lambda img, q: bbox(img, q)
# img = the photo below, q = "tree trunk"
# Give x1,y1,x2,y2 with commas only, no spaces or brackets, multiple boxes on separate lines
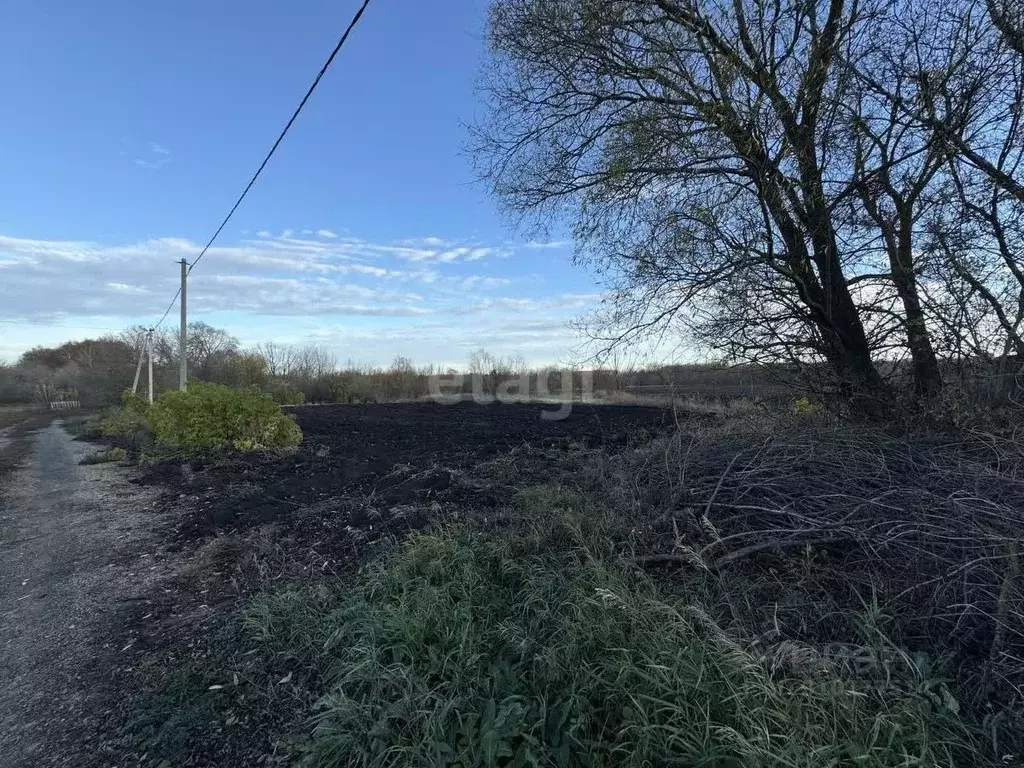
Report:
891,212,943,398
762,171,889,414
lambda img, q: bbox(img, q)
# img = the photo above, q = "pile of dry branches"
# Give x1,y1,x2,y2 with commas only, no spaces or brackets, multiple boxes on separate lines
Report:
566,422,1024,758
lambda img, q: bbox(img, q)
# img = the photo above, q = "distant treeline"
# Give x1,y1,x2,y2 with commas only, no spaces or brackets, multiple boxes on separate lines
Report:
0,323,792,407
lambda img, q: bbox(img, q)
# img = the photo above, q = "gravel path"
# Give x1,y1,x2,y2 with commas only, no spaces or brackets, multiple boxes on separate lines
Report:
0,422,163,767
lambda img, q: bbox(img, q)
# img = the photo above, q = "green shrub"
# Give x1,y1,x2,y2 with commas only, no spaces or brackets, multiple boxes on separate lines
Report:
99,390,151,438
147,382,302,452
100,408,146,438
121,388,150,415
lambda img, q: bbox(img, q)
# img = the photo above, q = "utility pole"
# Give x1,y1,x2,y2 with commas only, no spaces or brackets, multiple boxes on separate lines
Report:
131,339,146,395
147,329,154,404
179,259,188,391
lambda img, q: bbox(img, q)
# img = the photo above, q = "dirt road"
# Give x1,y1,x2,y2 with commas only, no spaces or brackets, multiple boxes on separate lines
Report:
0,420,162,767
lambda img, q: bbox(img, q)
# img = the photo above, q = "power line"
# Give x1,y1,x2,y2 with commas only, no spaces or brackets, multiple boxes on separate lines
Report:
154,286,182,330
192,0,372,274
0,318,128,333
153,0,371,330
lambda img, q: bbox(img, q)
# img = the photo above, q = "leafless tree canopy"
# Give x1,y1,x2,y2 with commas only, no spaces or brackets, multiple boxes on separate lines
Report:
474,0,1024,410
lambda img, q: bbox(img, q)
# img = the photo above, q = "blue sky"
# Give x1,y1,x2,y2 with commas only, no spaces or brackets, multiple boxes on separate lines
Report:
0,0,601,366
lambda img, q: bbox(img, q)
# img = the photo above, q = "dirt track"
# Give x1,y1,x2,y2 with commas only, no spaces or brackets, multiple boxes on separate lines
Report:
0,421,163,767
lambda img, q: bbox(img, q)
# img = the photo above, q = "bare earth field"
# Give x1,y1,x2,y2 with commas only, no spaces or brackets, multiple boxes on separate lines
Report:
142,401,672,542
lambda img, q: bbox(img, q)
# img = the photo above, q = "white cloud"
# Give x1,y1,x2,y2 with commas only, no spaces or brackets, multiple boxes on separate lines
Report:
107,282,150,295
317,229,338,239
524,239,572,250
134,142,171,170
0,230,605,366
458,275,512,289
399,236,450,248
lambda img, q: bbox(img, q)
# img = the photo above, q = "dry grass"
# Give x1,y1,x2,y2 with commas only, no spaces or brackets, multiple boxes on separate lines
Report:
542,418,1024,764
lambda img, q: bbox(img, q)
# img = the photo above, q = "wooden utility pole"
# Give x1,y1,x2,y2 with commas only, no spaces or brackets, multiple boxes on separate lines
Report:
131,340,146,395
147,329,154,404
179,259,188,391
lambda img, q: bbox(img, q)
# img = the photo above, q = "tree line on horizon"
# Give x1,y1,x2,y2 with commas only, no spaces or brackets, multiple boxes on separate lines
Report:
0,321,792,408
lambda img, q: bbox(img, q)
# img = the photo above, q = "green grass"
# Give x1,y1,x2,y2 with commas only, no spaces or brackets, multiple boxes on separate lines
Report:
80,446,128,465
242,488,974,767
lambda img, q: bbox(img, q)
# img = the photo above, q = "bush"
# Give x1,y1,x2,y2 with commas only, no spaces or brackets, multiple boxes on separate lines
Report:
121,388,150,415
99,390,149,437
147,383,302,452
100,408,146,438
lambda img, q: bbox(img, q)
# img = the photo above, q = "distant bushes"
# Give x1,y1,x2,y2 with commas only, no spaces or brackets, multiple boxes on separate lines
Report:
264,381,305,406
328,373,377,404
147,383,302,452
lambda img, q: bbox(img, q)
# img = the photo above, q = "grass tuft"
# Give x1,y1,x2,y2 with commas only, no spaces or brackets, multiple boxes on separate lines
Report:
246,494,974,767
80,446,128,465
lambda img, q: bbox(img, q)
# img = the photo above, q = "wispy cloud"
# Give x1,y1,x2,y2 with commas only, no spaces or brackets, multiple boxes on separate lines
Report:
107,281,150,295
523,239,572,250
400,236,450,248
0,230,600,365
317,229,338,239
0,231,579,318
134,141,172,170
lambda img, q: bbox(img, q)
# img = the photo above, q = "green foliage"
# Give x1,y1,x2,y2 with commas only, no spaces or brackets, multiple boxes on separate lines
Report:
147,382,302,452
792,396,821,415
246,494,972,767
100,408,147,438
80,446,128,465
98,389,151,438
121,388,150,415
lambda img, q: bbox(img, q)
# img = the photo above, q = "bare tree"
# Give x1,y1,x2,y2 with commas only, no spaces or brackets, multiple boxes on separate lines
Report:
475,0,904,410
849,0,1024,378
474,0,1024,410
186,322,240,379
293,344,337,380
842,26,949,396
256,341,297,377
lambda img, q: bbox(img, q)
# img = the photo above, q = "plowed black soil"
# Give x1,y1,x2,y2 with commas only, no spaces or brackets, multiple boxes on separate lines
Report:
141,401,672,545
